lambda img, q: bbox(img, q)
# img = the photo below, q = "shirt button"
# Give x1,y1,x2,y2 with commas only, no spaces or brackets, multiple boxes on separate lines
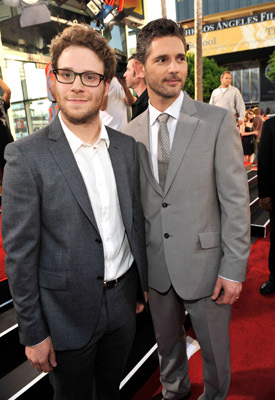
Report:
162,203,168,208
164,233,170,239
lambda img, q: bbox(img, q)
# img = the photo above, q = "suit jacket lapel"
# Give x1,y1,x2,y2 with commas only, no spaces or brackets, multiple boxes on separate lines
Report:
106,127,132,234
164,94,199,195
47,117,100,233
132,111,163,196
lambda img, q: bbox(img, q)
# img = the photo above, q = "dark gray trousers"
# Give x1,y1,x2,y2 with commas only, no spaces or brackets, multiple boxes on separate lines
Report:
49,267,138,400
149,286,231,400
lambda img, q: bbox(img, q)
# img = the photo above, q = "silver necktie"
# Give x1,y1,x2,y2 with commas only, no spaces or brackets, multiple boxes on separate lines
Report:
157,113,170,191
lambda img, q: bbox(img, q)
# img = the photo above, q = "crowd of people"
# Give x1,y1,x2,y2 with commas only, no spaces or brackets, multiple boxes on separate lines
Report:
0,17,274,400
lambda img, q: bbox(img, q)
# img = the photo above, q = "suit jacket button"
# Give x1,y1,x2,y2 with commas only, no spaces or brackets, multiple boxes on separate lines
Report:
97,276,103,281
164,233,170,239
162,203,168,208
95,238,102,244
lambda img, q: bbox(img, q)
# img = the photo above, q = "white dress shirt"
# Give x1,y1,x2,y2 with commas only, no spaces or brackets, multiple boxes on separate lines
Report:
59,114,133,281
149,91,184,182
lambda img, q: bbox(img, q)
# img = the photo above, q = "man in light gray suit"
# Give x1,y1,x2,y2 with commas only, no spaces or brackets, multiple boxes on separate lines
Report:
2,25,147,400
122,19,250,400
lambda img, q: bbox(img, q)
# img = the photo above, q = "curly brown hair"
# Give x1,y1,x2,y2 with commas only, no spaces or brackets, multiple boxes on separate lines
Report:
50,24,116,81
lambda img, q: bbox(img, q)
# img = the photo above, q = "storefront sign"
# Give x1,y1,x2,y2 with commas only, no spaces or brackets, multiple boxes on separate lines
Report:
185,11,275,56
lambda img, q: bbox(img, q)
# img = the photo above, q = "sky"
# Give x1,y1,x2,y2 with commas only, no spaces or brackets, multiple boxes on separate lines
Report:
146,0,177,22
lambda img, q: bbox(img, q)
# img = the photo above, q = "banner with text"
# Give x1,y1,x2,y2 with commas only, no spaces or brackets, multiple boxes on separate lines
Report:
185,11,275,56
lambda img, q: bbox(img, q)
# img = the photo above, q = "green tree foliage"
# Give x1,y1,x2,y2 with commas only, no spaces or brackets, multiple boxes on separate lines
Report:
266,50,275,84
185,53,225,102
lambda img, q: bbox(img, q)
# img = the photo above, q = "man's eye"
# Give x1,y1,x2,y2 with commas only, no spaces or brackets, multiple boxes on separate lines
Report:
85,74,96,81
62,71,73,78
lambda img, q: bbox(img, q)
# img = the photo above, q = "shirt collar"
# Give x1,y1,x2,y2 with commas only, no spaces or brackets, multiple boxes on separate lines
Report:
58,113,110,154
149,90,184,127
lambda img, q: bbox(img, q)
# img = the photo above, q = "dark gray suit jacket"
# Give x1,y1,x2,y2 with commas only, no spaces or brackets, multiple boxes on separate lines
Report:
123,93,250,300
2,117,148,350
258,117,275,200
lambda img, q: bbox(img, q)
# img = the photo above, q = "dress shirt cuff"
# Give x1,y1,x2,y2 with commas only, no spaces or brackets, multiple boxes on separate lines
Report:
218,275,240,283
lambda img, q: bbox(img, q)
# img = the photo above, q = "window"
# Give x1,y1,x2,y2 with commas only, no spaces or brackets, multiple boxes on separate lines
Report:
229,62,260,105
4,59,50,138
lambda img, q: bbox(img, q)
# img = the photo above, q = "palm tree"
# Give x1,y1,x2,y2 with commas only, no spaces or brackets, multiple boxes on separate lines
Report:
160,0,167,18
194,0,203,101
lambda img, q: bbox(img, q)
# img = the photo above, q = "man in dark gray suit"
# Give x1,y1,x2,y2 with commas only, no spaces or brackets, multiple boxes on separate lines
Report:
2,24,147,400
258,116,275,295
122,19,250,400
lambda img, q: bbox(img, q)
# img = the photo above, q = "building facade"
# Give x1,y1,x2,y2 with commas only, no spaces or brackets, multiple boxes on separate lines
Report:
177,0,275,112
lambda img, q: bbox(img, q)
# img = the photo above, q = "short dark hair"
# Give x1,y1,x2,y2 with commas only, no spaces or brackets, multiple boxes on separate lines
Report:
128,53,137,61
136,18,187,65
50,24,116,81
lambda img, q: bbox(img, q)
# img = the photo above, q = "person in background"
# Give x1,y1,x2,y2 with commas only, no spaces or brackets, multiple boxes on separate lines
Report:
241,109,258,163
100,75,135,130
251,106,263,164
123,54,149,120
123,18,250,400
45,61,59,122
260,109,268,121
258,116,275,295
209,71,245,127
2,24,148,400
0,77,13,182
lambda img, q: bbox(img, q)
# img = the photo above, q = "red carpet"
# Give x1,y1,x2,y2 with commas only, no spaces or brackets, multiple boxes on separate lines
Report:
133,236,275,400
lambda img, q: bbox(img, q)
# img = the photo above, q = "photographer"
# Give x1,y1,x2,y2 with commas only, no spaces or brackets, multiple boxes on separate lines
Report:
100,53,135,130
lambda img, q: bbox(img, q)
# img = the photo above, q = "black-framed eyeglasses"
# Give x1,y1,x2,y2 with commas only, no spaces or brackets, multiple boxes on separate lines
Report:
53,69,105,87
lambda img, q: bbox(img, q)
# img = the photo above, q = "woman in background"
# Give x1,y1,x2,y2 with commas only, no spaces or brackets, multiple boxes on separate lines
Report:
241,109,257,163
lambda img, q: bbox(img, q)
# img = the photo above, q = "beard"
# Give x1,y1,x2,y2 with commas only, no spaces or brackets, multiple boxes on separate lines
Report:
60,108,98,126
148,73,186,99
54,85,105,126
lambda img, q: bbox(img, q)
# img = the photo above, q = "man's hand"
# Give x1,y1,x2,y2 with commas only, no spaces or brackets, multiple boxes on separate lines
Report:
26,336,57,373
136,291,148,314
259,197,272,212
212,277,242,305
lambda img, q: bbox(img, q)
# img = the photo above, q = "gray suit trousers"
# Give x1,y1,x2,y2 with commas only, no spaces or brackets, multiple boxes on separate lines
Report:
149,287,231,400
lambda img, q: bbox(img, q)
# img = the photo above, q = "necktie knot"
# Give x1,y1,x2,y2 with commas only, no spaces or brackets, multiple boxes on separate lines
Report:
157,113,169,125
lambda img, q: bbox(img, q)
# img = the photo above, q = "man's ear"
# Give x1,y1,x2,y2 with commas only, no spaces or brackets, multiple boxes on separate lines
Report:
134,60,145,79
104,80,110,96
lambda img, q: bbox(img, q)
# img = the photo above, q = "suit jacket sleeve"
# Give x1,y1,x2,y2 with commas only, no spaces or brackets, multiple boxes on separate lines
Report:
2,142,50,346
214,109,250,281
258,119,273,199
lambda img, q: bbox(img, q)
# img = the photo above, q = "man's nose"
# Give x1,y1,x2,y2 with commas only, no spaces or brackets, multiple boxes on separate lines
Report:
168,59,179,73
71,75,84,90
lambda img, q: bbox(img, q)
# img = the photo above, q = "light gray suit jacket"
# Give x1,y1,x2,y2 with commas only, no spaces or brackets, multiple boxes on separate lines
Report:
2,117,148,350
122,93,250,300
